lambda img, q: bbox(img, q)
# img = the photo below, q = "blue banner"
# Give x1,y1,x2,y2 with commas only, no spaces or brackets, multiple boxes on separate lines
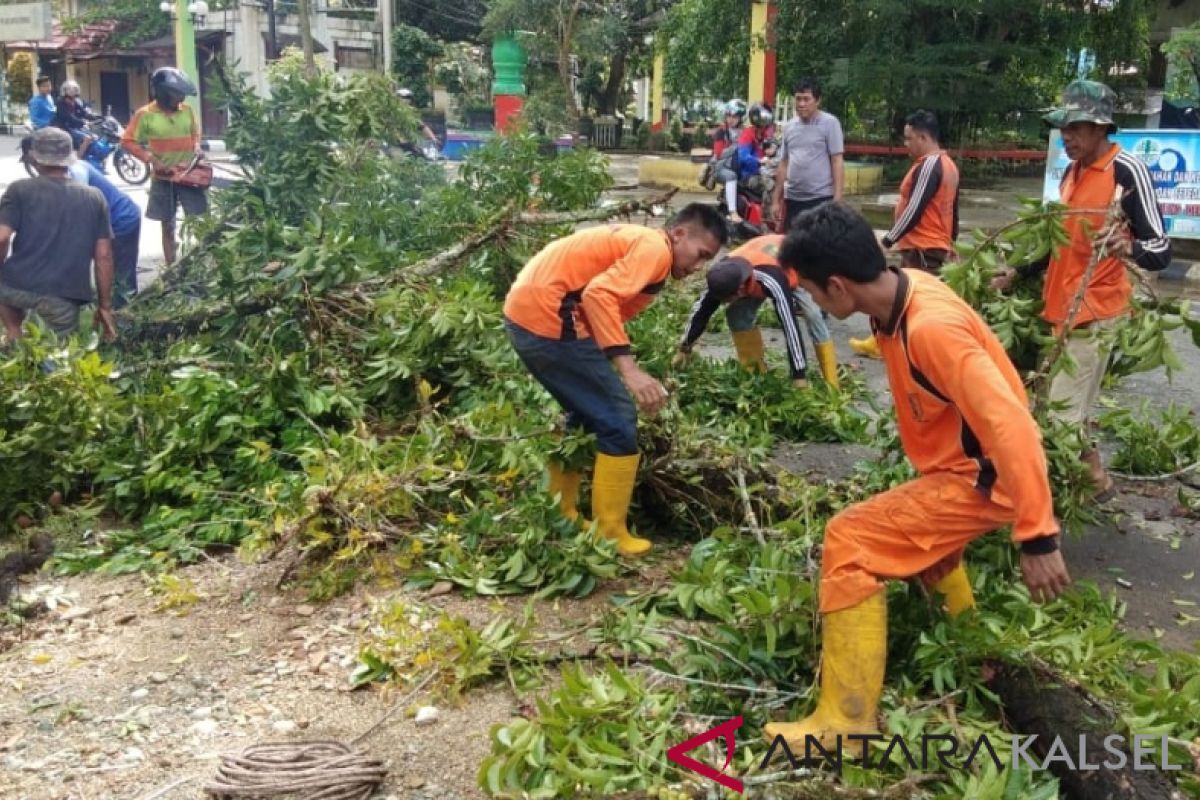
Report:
1043,129,1200,240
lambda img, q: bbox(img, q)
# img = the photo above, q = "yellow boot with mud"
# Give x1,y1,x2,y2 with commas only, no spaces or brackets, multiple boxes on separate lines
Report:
932,564,975,617
815,341,840,389
591,453,652,557
848,334,881,359
731,328,768,373
763,592,886,753
547,462,587,523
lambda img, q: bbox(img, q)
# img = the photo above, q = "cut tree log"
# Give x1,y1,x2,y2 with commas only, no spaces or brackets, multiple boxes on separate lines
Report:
988,661,1185,800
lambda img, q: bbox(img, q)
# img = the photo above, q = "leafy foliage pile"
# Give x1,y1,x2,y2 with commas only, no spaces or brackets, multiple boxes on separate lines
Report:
3,55,1198,800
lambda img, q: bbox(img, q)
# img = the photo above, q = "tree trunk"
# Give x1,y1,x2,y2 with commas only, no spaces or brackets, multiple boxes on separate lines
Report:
558,0,581,119
598,49,627,116
297,0,316,76
988,662,1185,800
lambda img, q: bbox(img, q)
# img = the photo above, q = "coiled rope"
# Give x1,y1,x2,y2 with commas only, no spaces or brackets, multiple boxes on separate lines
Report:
203,740,385,800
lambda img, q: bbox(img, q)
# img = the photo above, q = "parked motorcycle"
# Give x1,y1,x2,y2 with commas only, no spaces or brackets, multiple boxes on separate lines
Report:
19,113,149,185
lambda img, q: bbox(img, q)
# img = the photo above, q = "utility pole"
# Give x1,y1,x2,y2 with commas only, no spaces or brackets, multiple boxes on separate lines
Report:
266,0,279,60
297,0,315,75
174,0,203,136
381,0,393,76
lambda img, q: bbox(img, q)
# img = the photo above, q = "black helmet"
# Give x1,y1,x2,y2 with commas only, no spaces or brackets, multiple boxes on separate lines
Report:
151,67,197,97
748,103,774,129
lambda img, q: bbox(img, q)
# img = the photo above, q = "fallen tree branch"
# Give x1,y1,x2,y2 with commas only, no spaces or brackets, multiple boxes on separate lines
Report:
1110,459,1200,482
513,188,677,225
121,190,680,343
988,660,1183,800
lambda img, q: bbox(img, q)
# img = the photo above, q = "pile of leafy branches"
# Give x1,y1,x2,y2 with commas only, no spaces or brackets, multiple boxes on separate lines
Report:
2,54,1199,800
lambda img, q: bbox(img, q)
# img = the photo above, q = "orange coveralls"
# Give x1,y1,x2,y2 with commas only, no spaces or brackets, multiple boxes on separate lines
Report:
820,269,1060,613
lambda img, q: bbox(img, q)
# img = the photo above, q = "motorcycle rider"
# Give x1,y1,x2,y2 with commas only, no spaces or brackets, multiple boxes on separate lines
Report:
707,99,747,219
396,88,440,152
727,103,774,225
28,76,56,130
53,80,99,161
122,67,207,264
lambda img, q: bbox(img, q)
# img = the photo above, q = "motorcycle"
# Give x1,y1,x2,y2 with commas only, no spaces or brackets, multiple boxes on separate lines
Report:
19,112,149,185
707,139,779,242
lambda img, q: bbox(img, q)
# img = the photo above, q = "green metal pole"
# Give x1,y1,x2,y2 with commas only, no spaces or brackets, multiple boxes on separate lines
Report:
175,0,202,135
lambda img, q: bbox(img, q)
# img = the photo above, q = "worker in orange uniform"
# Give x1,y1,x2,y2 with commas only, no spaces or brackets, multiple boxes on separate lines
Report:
766,203,1070,751
850,110,959,359
992,80,1171,500
673,234,839,388
504,204,727,557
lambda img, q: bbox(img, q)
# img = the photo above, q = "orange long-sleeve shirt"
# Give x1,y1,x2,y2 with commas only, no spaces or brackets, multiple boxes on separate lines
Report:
1042,143,1172,331
873,269,1058,542
503,225,673,356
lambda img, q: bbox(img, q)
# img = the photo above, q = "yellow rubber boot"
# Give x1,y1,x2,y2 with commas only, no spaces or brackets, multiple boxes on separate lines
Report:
591,453,652,557
815,341,840,389
848,334,881,359
731,328,768,373
546,462,587,523
763,592,886,752
932,564,975,617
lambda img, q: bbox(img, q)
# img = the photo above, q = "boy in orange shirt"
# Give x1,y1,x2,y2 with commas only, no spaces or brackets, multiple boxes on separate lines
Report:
766,203,1069,751
504,204,727,556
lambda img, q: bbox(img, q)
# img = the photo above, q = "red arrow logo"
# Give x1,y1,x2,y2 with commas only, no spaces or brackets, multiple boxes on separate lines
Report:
666,715,744,794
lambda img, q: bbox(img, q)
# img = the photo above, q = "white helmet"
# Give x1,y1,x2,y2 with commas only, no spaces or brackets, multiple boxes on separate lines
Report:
61,80,81,98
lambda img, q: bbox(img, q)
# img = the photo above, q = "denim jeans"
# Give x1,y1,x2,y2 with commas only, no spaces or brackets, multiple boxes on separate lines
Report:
722,291,830,347
791,286,831,344
505,319,638,456
113,225,141,309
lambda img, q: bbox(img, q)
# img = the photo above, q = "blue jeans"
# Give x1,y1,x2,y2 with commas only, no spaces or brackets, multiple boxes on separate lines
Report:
724,292,830,345
791,287,831,344
505,319,638,456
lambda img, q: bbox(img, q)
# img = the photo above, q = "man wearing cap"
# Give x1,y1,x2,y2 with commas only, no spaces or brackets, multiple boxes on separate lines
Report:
992,80,1171,499
0,128,116,343
674,234,840,388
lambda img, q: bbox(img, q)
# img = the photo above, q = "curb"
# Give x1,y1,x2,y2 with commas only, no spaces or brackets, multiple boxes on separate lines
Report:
637,157,708,193
1160,259,1200,285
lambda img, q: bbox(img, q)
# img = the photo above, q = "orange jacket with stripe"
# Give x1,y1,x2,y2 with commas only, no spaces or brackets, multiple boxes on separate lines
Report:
120,101,201,170
728,235,798,296
873,268,1058,542
882,151,959,252
503,225,672,356
1041,143,1172,331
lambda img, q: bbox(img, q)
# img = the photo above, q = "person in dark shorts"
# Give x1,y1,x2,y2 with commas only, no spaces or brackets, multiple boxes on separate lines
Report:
122,67,208,264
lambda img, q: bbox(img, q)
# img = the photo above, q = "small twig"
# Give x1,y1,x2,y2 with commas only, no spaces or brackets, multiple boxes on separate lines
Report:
136,776,194,800
734,467,766,547
1110,459,1200,482
644,626,764,683
742,767,814,786
641,666,798,697
349,670,439,746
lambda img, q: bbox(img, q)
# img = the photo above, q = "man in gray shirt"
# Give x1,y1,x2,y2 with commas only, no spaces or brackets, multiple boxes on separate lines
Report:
0,127,116,342
771,79,845,232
